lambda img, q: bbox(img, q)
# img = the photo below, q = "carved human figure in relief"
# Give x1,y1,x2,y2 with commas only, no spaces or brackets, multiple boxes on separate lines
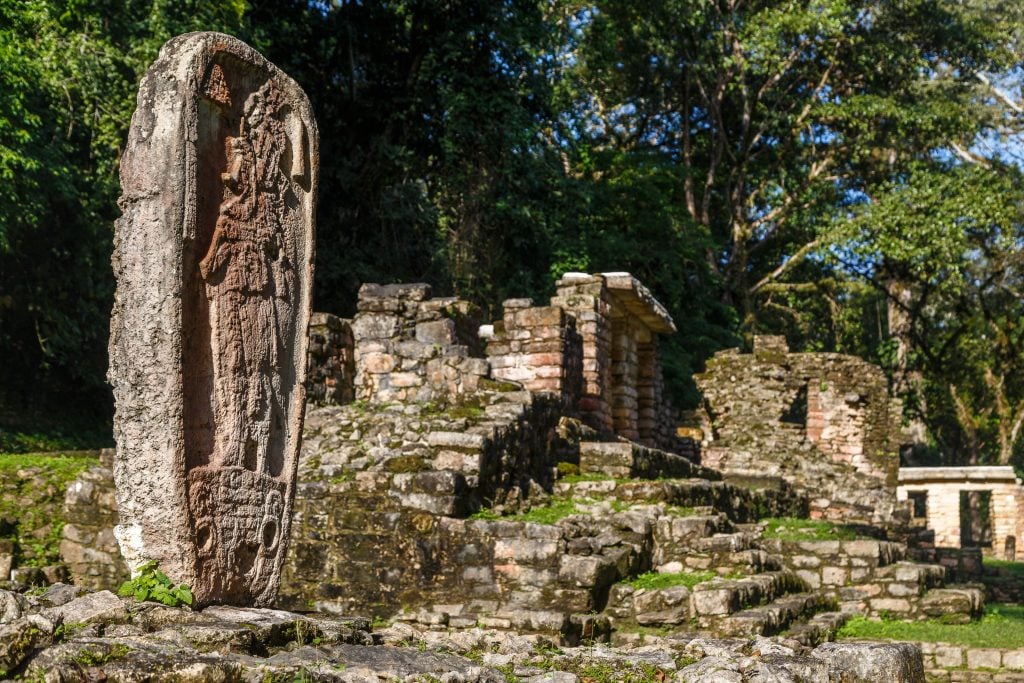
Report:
199,81,295,476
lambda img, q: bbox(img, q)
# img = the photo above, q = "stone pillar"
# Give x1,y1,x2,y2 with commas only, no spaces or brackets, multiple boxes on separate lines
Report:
486,299,582,410
610,313,639,441
925,484,963,549
552,274,613,433
990,484,1019,561
636,335,659,446
109,32,318,607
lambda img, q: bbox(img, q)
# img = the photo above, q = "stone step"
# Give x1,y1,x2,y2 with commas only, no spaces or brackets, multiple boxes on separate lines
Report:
661,549,782,575
785,610,851,647
761,538,907,569
694,531,759,554
578,441,720,481
835,581,985,622
875,561,946,589
918,586,985,623
690,570,806,626
714,591,836,637
554,479,805,525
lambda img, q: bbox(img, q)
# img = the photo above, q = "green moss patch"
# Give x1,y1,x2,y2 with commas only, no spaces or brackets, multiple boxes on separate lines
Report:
760,517,858,542
838,605,1024,649
984,557,1024,578
626,570,719,591
560,473,613,484
512,500,581,525
0,451,97,566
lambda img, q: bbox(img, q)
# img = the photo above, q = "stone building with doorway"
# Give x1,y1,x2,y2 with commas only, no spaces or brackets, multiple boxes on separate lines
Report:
898,466,1024,561
695,335,905,526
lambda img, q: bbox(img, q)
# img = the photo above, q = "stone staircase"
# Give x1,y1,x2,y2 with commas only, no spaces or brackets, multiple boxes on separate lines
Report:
60,397,989,651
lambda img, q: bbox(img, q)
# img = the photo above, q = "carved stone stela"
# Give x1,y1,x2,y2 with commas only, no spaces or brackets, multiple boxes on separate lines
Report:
109,33,317,606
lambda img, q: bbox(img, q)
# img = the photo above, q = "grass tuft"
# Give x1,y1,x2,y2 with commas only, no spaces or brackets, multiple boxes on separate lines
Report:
838,604,1024,649
626,570,718,591
760,517,858,542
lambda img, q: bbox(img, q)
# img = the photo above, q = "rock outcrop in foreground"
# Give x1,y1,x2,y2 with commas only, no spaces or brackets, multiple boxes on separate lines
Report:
0,584,925,682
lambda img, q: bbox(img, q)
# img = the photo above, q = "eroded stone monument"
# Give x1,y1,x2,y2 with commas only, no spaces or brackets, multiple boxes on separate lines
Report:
109,32,318,606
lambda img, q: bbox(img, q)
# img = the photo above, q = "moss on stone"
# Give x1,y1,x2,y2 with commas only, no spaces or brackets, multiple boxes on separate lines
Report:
384,456,428,474
0,451,97,567
760,517,858,542
626,570,718,591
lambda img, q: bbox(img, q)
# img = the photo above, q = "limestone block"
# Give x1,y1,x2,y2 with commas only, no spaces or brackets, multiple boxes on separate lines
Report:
557,555,616,588
812,642,925,683
920,588,983,622
690,587,736,616
0,591,27,625
493,539,561,564
0,615,54,678
931,645,964,668
842,540,881,557
110,32,317,608
965,648,1002,670
633,586,691,625
821,566,848,586
41,591,128,627
415,319,456,345
1002,649,1024,671
796,569,821,589
868,597,912,613
0,542,11,583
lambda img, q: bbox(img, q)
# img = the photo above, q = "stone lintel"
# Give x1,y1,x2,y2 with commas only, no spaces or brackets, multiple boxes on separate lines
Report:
898,466,1021,485
599,272,676,334
358,282,432,304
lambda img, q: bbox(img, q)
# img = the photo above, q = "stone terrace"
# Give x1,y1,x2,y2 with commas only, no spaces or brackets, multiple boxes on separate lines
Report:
54,273,991,663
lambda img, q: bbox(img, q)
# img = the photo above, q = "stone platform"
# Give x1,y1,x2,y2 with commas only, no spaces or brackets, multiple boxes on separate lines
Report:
0,584,928,682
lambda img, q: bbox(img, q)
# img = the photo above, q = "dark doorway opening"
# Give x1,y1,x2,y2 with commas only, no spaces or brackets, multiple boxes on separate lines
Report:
908,491,928,519
959,490,993,548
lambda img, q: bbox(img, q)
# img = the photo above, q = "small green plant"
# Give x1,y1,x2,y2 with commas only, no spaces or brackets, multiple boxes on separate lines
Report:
626,570,718,591
71,643,130,666
54,621,87,641
556,461,580,478
838,604,1024,649
760,517,858,542
117,560,193,607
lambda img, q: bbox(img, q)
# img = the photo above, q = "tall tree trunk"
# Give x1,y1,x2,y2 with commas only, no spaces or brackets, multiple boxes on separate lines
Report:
885,269,929,458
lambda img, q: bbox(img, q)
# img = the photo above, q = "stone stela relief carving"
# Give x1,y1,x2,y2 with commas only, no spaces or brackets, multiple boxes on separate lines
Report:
109,32,317,607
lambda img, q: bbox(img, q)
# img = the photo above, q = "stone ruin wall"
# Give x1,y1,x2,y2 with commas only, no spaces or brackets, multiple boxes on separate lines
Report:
696,335,904,525
898,467,1024,562
64,272,696,592
306,313,354,406
305,272,689,449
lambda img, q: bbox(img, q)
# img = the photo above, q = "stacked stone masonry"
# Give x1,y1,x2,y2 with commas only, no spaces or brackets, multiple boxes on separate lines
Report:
59,449,128,592
306,312,354,405
54,272,995,658
899,466,1024,561
696,335,905,525
352,283,489,405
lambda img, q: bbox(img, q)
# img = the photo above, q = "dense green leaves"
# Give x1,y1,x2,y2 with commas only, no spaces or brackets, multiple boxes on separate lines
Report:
1,0,1023,463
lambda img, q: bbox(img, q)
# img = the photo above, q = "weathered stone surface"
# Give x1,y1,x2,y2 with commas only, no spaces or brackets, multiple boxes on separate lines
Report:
696,336,903,525
0,614,53,678
41,590,129,627
812,641,925,682
0,590,27,625
110,31,318,607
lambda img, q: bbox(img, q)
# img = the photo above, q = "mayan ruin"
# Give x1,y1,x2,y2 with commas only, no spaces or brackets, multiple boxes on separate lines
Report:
3,4,1024,682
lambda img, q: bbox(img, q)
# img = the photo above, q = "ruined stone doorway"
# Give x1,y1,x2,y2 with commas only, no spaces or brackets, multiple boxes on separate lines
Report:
908,491,927,519
959,490,993,548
